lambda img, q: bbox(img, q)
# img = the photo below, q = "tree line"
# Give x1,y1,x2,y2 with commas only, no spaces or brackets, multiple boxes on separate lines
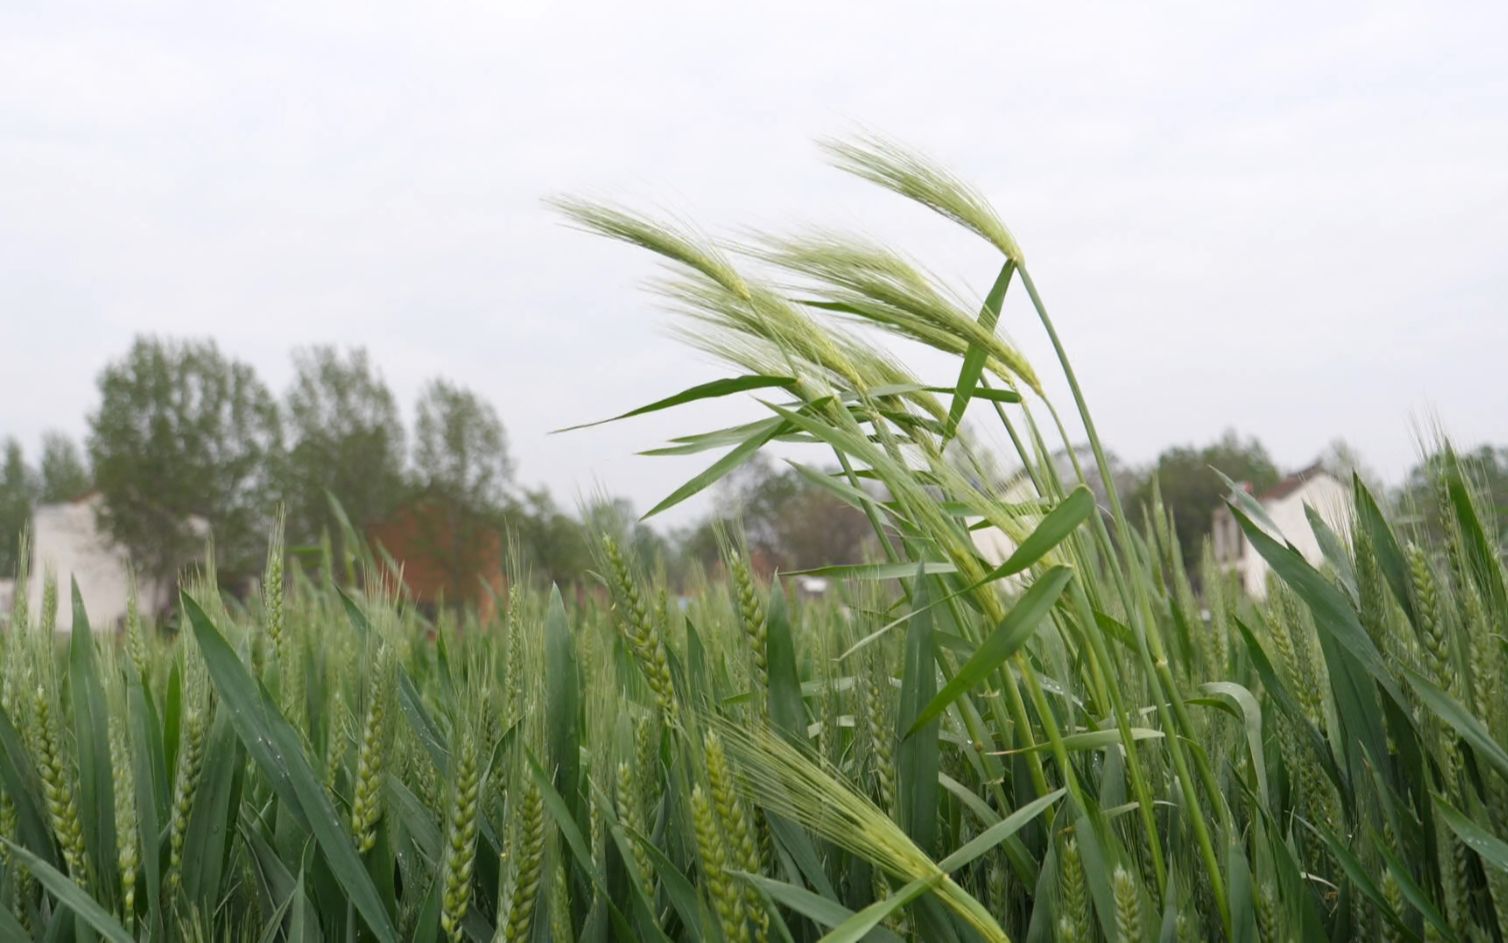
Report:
1,339,546,595
3,336,1504,597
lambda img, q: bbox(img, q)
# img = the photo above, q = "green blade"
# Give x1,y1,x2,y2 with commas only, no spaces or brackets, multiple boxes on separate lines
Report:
945,259,1015,438
982,486,1094,580
909,566,1073,735
643,418,786,519
183,592,398,943
1,838,133,943
553,375,795,433
896,569,940,854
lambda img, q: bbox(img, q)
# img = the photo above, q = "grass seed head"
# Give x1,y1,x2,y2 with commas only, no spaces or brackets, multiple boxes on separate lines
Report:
1113,865,1143,943
496,778,545,943
441,735,481,942
821,134,1024,264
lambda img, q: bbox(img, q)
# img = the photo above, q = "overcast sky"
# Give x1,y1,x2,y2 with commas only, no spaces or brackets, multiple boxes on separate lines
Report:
4,2,1506,526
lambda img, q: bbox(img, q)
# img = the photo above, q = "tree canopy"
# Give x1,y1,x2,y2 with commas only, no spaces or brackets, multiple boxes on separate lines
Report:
680,454,874,574
414,379,513,509
0,439,33,577
38,432,91,503
1131,429,1281,575
1399,443,1508,545
88,337,283,588
281,346,406,552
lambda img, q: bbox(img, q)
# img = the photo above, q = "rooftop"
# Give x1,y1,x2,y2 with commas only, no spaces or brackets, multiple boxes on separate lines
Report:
1258,462,1331,502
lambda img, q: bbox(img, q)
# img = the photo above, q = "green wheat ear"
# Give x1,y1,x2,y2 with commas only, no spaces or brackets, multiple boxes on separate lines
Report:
713,720,1011,942
1113,866,1143,943
754,230,1041,394
496,779,545,943
109,712,139,932
1057,838,1090,943
351,647,394,853
821,134,1024,263
602,536,679,722
615,759,657,902
548,198,750,300
690,783,744,942
441,734,481,942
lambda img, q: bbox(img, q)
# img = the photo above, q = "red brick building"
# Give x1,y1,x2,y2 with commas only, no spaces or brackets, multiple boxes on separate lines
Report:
367,497,505,620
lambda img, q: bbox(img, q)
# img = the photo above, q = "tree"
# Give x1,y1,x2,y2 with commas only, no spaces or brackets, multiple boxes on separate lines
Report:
1004,444,1138,510
88,337,283,591
712,455,802,563
38,431,90,502
505,488,593,588
583,496,668,569
282,346,406,551
687,454,874,574
1318,438,1380,496
0,439,35,577
414,379,513,508
675,517,727,579
772,485,873,570
405,379,514,608
1131,430,1280,575
1398,443,1508,545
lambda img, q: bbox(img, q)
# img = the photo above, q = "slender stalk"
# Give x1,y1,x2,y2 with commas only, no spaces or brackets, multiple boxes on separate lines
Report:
1018,265,1229,930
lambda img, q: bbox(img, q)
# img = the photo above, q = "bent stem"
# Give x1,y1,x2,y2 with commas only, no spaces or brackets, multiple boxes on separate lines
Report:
1018,265,1229,931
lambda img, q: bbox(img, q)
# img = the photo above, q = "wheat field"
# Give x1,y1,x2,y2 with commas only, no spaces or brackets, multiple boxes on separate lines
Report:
1,138,1506,941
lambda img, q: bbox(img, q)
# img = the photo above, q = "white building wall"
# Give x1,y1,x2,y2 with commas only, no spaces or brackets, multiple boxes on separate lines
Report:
968,473,1043,571
25,495,135,632
1240,474,1351,598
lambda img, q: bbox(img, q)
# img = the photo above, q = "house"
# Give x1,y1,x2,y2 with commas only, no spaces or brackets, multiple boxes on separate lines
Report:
22,493,187,631
968,446,1135,572
968,470,1043,571
1211,463,1351,599
367,497,506,620
965,446,1134,570
792,575,830,598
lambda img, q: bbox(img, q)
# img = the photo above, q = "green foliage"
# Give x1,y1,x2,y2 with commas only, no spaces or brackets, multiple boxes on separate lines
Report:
1400,442,1508,545
0,439,1504,941
37,432,90,503
681,454,874,573
87,336,283,587
1131,430,1281,575
414,378,513,509
281,345,407,552
540,135,1508,941
0,439,33,576
502,488,593,590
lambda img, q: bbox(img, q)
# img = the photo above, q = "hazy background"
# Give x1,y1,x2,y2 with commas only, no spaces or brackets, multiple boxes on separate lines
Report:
4,0,1506,525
